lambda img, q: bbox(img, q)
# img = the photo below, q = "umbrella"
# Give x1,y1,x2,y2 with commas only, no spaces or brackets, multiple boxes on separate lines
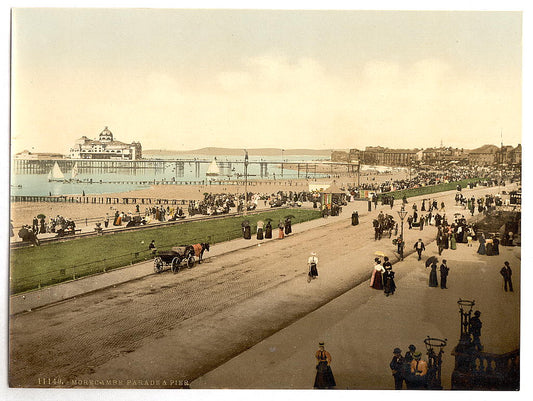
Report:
425,256,439,267
284,215,296,219
374,251,387,257
264,218,274,222
241,219,250,226
37,214,46,219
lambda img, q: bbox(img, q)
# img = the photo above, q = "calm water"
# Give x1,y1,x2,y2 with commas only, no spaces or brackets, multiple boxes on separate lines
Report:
11,154,331,196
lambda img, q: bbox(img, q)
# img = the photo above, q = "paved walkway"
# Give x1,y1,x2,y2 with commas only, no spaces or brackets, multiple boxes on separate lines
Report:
192,233,521,389
10,183,518,317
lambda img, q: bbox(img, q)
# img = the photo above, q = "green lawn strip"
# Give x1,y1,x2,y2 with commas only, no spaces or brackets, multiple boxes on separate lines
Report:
10,208,321,294
378,178,482,201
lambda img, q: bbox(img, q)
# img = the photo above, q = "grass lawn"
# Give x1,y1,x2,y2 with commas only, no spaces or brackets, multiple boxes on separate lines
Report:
378,178,482,200
10,208,321,294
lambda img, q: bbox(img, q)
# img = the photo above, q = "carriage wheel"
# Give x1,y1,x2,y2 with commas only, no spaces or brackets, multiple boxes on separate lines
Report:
153,257,164,273
187,256,195,268
171,257,181,273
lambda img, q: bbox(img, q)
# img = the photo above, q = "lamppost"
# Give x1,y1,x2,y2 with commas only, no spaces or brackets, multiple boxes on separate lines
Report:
424,336,447,389
457,298,475,349
397,205,408,260
451,299,476,389
281,149,284,178
244,149,249,216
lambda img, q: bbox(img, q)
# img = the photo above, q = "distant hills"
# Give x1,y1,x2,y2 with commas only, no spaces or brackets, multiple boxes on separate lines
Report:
143,148,344,157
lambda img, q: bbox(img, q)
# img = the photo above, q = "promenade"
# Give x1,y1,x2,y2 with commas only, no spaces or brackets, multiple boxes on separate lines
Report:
8,183,520,391
192,229,520,389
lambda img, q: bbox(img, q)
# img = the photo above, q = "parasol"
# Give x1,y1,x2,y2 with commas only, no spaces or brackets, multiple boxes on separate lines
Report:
284,215,296,219
374,251,387,257
264,218,274,222
37,214,46,219
425,256,439,267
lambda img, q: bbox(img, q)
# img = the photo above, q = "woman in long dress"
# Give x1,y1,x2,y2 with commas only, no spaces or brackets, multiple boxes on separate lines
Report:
477,232,486,255
493,236,500,255
256,220,264,240
284,217,292,235
308,252,319,280
370,258,385,290
450,232,457,250
314,342,336,389
383,257,396,296
278,220,285,239
264,221,273,239
351,211,359,226
429,262,439,287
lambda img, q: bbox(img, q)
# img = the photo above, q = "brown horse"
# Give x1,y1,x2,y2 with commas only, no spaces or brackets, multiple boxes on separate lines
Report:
191,243,210,263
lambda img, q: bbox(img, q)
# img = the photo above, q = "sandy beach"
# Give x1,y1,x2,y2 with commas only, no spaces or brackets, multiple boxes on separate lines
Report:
10,170,408,229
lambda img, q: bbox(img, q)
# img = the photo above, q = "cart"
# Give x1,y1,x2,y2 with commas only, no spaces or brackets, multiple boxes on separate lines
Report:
153,245,196,273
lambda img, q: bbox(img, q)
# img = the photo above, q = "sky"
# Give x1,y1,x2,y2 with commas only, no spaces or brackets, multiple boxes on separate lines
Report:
10,7,523,154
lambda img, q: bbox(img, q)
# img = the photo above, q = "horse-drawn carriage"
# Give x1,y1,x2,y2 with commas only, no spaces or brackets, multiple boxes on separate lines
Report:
153,243,210,273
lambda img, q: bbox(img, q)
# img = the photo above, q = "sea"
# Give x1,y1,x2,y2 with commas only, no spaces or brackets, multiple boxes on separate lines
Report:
10,154,337,197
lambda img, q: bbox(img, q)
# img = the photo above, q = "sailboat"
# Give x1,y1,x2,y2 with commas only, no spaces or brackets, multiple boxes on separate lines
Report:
206,158,220,176
48,162,65,182
71,162,79,181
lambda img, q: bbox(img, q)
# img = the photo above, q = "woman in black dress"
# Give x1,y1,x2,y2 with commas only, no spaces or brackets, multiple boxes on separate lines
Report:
351,211,359,226
429,261,439,287
383,257,396,296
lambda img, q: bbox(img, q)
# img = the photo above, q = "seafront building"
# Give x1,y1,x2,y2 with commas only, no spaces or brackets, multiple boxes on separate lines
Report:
69,126,142,160
331,144,521,167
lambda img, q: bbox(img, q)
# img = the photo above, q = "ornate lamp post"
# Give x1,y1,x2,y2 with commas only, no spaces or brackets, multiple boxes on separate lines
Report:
457,298,475,349
244,149,249,216
451,299,477,389
424,336,447,389
397,205,408,260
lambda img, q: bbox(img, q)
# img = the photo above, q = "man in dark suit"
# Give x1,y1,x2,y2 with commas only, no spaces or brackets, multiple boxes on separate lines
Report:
500,261,513,292
390,348,405,390
414,239,425,261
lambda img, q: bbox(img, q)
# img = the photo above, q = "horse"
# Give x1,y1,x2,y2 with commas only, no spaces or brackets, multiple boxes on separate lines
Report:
191,243,210,263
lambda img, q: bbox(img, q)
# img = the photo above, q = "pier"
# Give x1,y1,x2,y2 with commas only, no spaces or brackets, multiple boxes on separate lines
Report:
13,157,360,179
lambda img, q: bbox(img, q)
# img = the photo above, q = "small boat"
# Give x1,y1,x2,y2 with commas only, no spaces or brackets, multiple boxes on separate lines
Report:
48,162,65,182
71,162,79,180
206,158,220,176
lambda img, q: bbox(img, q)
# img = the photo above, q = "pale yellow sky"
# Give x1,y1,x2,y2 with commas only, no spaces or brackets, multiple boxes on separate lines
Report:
11,8,522,154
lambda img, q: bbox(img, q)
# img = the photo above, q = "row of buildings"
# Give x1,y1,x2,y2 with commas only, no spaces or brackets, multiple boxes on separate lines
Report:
331,144,522,167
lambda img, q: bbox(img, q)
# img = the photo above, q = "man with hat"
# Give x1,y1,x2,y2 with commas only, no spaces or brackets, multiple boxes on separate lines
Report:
470,311,483,351
408,351,428,389
389,348,405,389
314,342,336,389
404,344,416,364
500,261,513,292
413,239,425,261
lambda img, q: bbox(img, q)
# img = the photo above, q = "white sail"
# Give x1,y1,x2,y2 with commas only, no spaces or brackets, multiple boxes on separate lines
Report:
50,162,65,181
71,162,79,179
206,159,220,176
47,170,52,181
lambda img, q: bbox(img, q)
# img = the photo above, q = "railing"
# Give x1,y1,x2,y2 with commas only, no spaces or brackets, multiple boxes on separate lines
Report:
10,208,321,294
451,348,519,390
